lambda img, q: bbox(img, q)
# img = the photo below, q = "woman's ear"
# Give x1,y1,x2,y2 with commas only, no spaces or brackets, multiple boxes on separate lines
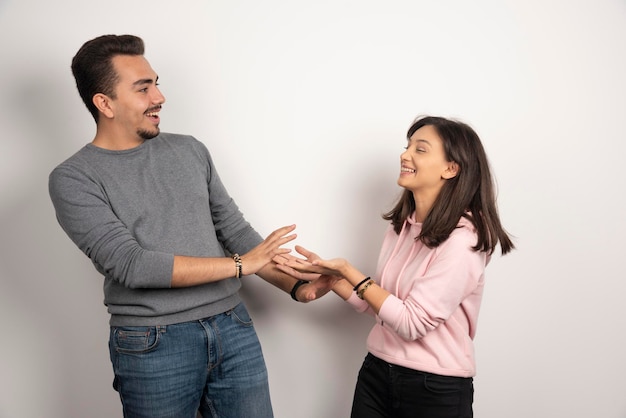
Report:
92,93,114,119
442,161,459,179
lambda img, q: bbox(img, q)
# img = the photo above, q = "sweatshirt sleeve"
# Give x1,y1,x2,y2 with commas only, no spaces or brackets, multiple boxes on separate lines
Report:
377,226,487,341
345,292,376,315
49,164,174,289
199,143,263,254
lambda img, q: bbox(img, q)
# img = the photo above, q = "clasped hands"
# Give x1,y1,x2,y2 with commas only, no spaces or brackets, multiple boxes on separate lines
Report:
274,245,349,302
253,225,348,302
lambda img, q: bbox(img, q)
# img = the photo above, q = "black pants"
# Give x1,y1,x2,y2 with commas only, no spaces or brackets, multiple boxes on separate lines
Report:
351,353,474,418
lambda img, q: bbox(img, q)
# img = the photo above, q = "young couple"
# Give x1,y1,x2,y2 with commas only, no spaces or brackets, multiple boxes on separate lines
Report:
49,34,513,418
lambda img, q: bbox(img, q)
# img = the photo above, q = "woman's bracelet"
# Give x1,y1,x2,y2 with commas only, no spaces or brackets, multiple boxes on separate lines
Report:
353,276,371,292
232,253,242,278
357,279,375,300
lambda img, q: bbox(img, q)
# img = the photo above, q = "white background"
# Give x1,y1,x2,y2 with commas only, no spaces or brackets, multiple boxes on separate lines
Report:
1,1,625,417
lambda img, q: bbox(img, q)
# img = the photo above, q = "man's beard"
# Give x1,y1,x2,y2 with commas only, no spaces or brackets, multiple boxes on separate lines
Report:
138,127,160,140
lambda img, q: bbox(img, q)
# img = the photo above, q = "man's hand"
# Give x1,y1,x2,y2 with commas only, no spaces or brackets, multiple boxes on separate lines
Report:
240,225,297,275
296,275,341,302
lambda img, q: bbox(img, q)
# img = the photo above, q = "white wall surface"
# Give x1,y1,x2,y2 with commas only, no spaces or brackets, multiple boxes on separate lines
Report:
1,0,625,417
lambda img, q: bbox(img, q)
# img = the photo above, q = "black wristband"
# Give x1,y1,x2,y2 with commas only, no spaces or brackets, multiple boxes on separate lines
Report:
290,279,310,302
353,276,371,292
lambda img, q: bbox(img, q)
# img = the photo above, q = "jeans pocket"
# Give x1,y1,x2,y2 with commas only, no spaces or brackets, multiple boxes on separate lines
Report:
228,303,254,327
111,326,161,354
423,374,462,395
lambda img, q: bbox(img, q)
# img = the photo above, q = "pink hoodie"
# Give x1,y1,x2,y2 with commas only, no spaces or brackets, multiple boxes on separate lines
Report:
346,215,489,377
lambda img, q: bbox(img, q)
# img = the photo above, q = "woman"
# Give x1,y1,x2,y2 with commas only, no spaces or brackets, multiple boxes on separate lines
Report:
279,115,514,418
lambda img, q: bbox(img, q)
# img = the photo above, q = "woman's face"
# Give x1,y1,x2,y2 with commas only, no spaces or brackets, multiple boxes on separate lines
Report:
398,124,457,200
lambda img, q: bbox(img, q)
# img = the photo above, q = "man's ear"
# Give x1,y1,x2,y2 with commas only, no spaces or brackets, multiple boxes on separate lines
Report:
92,93,114,119
442,161,459,180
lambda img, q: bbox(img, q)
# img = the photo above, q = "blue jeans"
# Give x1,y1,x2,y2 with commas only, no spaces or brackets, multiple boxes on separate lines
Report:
351,353,474,418
108,303,273,418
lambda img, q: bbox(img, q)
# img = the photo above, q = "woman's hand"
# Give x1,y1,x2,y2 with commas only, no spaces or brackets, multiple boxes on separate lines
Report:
284,245,350,277
273,248,343,302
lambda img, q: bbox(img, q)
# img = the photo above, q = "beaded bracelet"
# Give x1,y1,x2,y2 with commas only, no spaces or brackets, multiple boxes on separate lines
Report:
232,253,242,278
357,279,375,300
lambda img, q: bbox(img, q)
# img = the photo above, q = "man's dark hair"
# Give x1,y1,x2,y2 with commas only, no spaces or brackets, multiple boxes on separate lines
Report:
71,34,145,122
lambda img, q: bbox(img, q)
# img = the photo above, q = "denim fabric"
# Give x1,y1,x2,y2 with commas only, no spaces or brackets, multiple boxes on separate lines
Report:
109,303,273,418
351,353,473,418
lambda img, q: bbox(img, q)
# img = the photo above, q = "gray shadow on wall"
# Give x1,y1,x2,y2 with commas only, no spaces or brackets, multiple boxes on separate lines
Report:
239,145,397,418
0,72,122,418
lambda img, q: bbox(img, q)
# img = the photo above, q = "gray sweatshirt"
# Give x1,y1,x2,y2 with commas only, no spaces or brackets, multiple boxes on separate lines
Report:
49,133,263,326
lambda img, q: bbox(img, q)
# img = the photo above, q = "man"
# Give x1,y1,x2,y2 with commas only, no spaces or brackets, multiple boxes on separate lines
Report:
49,34,324,418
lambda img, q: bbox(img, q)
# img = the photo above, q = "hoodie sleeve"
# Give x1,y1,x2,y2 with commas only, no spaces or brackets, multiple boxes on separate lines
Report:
377,225,487,341
345,291,376,315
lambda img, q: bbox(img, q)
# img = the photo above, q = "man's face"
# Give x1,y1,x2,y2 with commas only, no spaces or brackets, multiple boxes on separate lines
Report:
108,54,165,141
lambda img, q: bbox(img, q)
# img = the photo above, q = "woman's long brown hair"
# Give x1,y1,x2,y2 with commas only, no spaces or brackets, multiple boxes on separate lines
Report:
383,116,514,255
